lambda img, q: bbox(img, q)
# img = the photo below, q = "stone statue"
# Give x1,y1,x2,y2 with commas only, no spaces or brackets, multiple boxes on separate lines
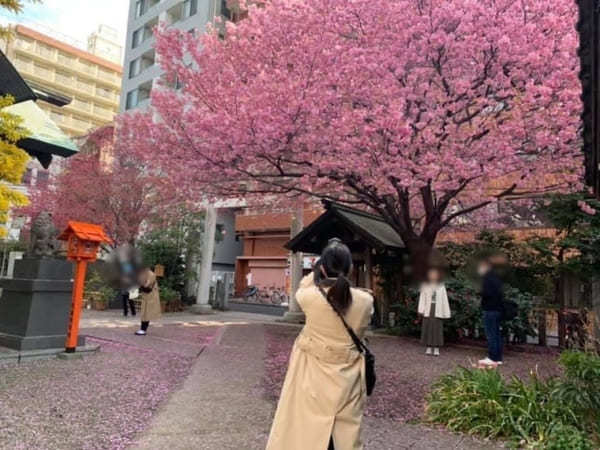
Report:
29,211,60,257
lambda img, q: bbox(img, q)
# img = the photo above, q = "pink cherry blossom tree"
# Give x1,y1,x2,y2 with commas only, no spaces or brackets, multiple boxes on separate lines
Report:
122,0,583,271
25,126,183,245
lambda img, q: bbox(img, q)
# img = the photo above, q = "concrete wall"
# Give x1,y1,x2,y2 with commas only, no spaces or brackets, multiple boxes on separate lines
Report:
213,208,243,271
120,0,223,112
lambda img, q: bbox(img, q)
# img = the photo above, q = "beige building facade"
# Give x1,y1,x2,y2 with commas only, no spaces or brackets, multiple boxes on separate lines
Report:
1,25,122,138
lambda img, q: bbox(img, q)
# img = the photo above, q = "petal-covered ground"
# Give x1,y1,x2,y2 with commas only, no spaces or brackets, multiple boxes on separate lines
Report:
263,325,562,422
0,324,220,450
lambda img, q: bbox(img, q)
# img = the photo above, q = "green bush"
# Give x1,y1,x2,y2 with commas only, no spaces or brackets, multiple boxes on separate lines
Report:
159,284,179,303
553,351,600,435
427,351,600,449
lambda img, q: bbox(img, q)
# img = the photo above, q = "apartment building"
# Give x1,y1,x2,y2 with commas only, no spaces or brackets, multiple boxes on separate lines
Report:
87,25,123,65
1,25,122,138
121,0,238,111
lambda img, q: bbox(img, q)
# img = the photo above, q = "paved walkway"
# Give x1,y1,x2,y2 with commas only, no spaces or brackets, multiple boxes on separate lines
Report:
132,323,274,449
128,320,501,450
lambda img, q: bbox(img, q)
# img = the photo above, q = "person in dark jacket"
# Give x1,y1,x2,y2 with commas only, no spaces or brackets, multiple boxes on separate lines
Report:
478,258,504,365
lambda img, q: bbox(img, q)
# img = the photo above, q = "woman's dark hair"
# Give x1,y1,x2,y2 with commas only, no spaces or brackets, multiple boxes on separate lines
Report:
316,238,353,315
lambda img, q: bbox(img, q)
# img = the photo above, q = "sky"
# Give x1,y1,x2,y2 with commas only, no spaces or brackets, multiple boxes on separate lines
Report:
0,0,130,56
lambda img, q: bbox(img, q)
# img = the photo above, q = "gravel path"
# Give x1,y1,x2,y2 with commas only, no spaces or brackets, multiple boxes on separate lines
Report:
0,324,220,450
0,311,561,449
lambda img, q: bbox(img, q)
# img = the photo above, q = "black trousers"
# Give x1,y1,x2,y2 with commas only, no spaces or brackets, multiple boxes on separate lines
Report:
141,321,149,331
122,292,136,316
328,437,334,450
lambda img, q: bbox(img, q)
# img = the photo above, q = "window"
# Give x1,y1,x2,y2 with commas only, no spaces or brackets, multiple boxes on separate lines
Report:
166,3,184,24
55,70,72,85
35,43,55,59
184,0,198,17
126,90,138,110
15,37,34,51
77,79,93,92
221,0,232,19
129,59,140,79
72,97,91,112
96,86,113,99
125,81,152,110
57,52,73,66
132,28,142,48
135,0,160,18
131,19,157,49
33,63,52,79
94,105,112,118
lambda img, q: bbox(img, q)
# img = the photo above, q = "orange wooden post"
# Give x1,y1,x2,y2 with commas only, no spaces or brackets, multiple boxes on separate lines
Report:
65,260,87,352
58,221,112,354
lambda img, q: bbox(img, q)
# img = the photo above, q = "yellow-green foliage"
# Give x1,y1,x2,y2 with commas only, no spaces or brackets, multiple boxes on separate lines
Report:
0,95,30,236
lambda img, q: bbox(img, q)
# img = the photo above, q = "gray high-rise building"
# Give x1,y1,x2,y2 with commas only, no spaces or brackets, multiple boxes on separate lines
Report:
120,0,244,309
120,0,235,112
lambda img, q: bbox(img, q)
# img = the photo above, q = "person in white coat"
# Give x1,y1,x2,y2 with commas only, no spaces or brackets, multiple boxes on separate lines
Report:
418,267,451,356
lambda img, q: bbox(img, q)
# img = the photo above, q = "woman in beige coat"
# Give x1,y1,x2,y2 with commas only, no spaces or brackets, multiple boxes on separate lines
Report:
267,240,374,450
135,267,161,336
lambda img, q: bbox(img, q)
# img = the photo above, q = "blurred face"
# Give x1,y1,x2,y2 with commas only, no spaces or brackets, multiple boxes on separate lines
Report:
477,261,490,276
427,268,441,283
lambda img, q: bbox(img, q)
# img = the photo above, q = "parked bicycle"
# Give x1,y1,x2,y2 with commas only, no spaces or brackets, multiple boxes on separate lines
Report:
243,285,289,306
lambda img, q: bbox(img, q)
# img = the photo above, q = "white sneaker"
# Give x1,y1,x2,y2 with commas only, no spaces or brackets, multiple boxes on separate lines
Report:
425,347,432,355
135,330,146,336
495,361,503,365
478,357,496,365
433,348,440,357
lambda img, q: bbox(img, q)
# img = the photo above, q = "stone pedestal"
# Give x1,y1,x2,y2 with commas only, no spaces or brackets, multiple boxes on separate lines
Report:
0,257,84,351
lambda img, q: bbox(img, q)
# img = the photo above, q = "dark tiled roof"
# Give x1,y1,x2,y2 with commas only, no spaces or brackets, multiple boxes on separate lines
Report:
0,49,36,104
285,202,404,253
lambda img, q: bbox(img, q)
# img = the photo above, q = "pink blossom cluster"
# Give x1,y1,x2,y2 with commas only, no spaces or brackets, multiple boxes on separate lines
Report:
119,0,583,247
577,200,597,216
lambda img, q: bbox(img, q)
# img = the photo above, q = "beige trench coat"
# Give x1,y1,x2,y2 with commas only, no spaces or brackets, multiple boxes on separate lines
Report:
139,269,161,322
267,273,374,450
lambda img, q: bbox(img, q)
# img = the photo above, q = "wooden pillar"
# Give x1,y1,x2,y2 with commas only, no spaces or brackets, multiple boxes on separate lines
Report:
364,248,373,290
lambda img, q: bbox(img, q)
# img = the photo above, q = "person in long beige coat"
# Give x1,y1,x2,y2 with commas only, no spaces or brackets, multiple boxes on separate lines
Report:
267,240,374,450
135,268,161,336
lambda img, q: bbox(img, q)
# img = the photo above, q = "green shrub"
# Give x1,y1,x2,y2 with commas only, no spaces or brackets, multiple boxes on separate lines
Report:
426,368,509,438
159,284,179,303
553,351,600,435
544,424,593,450
427,351,600,449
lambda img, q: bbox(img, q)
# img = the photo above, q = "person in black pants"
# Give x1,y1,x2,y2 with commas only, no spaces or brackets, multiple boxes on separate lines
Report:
122,289,136,317
478,258,504,365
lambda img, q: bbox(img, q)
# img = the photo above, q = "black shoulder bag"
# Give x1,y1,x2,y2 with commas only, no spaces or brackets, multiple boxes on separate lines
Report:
318,286,376,396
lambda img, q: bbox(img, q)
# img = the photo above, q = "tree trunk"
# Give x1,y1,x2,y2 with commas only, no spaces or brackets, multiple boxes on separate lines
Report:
403,237,435,284
557,273,566,348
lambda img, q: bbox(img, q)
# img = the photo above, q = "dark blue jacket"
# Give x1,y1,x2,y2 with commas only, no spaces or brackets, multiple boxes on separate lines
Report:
481,271,504,312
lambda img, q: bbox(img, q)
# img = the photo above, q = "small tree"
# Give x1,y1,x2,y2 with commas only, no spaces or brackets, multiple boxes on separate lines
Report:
0,95,29,237
529,193,600,347
25,126,184,245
